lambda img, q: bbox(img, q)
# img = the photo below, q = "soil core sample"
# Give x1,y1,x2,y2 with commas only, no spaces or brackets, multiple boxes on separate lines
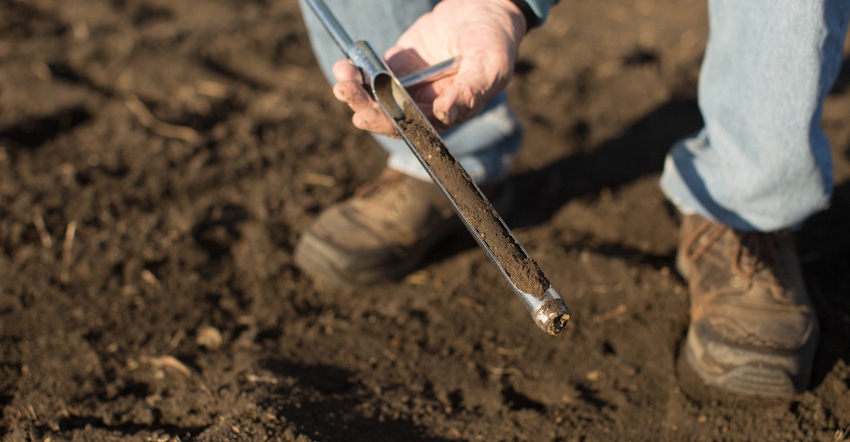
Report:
396,101,549,298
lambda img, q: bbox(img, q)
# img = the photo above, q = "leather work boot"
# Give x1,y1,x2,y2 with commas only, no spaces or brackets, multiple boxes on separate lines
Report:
295,168,507,286
677,214,818,397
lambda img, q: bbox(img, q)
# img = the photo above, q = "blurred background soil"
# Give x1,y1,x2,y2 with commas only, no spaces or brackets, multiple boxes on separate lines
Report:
1,0,849,440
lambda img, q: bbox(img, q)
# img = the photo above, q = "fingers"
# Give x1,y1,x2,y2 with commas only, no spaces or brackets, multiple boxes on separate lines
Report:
331,60,362,82
332,80,371,111
333,81,400,137
431,48,515,127
431,66,486,127
331,66,401,138
433,92,461,127
329,57,493,135
352,107,399,136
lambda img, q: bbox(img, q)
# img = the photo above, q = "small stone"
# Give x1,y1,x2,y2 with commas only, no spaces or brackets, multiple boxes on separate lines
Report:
196,326,223,350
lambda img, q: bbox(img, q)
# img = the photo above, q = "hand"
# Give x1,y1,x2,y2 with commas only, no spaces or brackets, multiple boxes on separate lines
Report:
332,0,527,138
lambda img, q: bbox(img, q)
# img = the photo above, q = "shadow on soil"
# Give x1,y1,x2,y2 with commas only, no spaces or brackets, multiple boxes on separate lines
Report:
261,359,450,442
510,97,703,229
799,180,850,389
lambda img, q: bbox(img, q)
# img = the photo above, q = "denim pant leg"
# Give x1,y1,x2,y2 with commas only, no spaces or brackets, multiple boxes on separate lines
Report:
298,0,523,184
660,0,850,232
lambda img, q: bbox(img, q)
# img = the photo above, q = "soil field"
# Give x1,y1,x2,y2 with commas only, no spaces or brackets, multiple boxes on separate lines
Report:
1,0,850,441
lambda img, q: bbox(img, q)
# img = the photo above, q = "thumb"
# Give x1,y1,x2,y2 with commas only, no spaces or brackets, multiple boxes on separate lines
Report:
431,53,512,127
432,76,482,127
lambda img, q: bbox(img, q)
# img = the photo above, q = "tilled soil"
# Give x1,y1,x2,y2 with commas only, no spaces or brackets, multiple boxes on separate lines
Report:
1,0,849,441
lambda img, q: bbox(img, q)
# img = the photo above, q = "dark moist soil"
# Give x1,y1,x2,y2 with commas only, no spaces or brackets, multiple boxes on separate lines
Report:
396,100,549,299
2,1,850,441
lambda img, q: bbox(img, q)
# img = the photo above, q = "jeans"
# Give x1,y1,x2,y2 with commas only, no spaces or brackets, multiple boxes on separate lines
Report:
300,0,850,231
660,0,850,231
298,0,523,185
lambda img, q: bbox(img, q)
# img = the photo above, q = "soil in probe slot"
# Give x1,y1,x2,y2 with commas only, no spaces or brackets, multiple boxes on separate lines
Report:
396,101,549,298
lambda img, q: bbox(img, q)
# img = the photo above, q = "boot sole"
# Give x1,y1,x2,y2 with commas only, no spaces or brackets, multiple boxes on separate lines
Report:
684,321,809,397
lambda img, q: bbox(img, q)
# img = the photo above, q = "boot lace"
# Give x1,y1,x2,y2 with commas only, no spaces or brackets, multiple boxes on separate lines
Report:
684,220,789,296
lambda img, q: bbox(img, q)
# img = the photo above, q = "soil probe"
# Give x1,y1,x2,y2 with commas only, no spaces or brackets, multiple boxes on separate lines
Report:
305,0,570,335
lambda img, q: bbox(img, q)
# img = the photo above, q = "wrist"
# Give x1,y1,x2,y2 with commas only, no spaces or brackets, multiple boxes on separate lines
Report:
506,0,539,29
505,0,560,29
